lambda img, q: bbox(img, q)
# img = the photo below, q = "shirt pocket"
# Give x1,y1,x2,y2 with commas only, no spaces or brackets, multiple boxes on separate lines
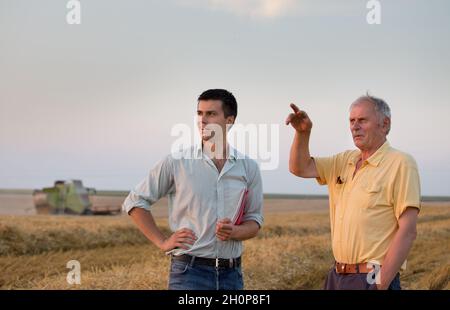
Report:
331,174,346,202
223,179,248,221
361,182,390,208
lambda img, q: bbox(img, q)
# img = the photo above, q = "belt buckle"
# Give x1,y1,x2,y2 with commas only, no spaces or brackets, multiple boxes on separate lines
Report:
215,258,237,268
336,262,346,274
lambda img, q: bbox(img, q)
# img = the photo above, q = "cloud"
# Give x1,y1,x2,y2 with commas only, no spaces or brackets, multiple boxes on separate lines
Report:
180,0,299,19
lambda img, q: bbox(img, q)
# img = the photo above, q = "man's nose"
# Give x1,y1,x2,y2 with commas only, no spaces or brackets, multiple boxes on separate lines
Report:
351,122,361,130
198,118,208,127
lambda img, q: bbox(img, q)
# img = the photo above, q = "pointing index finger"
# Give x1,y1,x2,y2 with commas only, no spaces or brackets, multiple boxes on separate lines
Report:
290,103,300,113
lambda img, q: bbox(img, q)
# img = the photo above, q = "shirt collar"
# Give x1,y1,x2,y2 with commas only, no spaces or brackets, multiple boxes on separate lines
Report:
366,140,390,167
348,140,391,167
195,143,237,161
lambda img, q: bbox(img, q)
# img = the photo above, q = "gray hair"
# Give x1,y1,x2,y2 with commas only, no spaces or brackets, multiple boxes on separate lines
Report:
350,93,391,134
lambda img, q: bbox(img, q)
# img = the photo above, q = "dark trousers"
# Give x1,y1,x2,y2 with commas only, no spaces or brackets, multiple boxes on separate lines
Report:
323,267,401,290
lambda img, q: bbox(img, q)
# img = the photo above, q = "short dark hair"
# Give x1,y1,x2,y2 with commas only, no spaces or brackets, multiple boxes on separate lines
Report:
198,89,238,119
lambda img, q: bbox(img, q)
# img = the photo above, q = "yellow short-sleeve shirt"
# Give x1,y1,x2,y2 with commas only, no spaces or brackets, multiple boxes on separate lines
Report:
314,141,421,266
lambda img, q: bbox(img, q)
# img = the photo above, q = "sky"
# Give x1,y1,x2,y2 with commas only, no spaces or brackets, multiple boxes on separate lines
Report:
1,0,449,195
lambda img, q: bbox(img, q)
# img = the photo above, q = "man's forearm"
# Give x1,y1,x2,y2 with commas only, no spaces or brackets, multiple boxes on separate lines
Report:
129,207,166,249
289,131,313,176
230,221,260,241
379,225,417,289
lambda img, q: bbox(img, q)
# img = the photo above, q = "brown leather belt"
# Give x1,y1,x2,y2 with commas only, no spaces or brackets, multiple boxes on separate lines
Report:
335,262,378,274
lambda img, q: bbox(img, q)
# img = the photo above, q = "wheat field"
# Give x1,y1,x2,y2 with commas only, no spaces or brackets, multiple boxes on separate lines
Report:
0,201,449,290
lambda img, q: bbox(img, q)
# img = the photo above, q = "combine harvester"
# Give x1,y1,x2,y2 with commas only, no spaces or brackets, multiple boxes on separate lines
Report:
32,180,122,215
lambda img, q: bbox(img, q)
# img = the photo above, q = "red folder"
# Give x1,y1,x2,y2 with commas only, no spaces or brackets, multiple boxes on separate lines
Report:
233,189,249,225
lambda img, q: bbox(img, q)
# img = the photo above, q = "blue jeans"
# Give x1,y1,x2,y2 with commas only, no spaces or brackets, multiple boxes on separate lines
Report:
168,259,244,290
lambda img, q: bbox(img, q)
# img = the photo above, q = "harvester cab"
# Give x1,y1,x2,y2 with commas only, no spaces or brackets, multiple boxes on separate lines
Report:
33,180,96,215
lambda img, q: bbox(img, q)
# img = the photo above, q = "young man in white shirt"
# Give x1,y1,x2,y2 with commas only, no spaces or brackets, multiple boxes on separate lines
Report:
123,89,264,290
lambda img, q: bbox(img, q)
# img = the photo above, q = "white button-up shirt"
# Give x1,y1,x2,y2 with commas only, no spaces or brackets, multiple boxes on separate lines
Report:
122,145,264,259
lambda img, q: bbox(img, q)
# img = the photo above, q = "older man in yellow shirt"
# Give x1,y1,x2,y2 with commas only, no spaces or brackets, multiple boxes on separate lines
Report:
286,94,420,290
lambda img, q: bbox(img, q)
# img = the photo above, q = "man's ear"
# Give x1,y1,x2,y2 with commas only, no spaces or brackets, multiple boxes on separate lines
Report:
226,116,235,125
383,117,391,134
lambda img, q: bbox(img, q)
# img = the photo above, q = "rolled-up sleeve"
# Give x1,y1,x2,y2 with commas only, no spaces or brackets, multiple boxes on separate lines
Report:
393,155,421,220
242,161,264,227
122,155,175,215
